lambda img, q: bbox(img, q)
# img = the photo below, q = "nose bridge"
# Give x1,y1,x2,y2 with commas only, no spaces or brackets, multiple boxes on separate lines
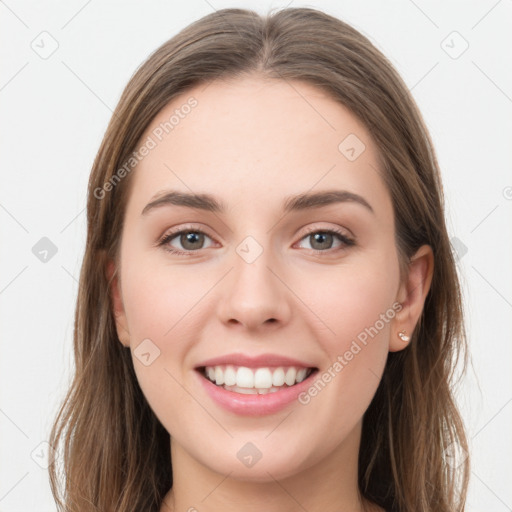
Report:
217,233,290,329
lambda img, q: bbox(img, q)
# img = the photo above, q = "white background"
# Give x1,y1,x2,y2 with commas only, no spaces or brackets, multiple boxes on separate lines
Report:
0,0,511,510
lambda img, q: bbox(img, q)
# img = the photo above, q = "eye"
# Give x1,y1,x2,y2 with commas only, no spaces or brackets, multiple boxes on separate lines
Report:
157,225,355,256
295,227,355,253
158,226,215,255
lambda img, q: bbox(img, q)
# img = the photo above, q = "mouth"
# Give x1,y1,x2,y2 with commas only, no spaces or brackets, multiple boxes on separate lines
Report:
196,364,318,395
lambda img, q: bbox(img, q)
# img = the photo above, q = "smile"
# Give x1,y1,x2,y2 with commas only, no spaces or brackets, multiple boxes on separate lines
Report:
194,353,319,415
200,365,315,394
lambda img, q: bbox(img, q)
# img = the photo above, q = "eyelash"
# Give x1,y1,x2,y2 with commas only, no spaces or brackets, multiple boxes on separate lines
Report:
157,225,355,257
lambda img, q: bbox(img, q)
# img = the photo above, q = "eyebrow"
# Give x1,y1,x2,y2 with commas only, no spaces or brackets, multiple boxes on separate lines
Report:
141,189,374,216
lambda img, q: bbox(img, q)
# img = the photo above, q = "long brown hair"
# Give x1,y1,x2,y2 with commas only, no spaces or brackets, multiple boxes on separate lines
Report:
49,7,469,511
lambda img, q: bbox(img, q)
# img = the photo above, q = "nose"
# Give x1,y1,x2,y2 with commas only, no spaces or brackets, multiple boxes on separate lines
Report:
216,242,292,332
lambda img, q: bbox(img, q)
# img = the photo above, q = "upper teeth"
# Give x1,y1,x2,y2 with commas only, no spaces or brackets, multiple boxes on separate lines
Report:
205,365,311,389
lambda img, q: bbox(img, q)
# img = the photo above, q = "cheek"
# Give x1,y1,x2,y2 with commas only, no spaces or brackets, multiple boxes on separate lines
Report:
297,255,399,354
121,256,209,343
292,251,399,414
120,260,202,431
330,276,395,352
117,251,205,410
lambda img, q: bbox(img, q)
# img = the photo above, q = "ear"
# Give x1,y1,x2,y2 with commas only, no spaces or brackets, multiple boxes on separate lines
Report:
390,244,434,352
106,259,131,348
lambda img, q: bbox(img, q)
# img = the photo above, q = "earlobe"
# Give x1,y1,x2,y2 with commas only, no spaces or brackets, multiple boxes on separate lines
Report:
390,244,434,352
106,259,131,348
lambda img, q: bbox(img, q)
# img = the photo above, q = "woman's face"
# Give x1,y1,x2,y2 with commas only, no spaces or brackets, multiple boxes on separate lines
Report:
110,76,410,481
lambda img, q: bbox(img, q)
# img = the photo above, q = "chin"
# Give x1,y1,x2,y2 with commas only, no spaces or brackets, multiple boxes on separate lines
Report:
199,446,314,483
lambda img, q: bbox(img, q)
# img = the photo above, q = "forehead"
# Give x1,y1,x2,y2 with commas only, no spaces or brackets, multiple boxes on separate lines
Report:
127,76,391,218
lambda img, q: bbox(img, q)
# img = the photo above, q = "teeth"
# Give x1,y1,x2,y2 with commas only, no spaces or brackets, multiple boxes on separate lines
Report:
254,368,272,388
296,368,308,383
203,365,313,391
224,365,237,386
284,367,297,386
214,367,224,386
236,367,254,388
272,367,285,386
229,385,258,395
223,385,282,395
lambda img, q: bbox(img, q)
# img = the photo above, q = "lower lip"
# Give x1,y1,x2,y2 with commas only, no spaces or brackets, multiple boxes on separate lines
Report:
195,369,317,416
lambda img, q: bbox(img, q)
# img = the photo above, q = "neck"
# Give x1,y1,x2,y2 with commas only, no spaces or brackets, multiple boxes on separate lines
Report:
160,421,381,512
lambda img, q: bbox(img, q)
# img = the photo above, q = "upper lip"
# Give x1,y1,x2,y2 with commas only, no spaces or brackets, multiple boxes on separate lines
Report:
195,353,317,369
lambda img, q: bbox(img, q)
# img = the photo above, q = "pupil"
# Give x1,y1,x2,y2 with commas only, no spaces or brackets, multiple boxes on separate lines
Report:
182,232,203,249
311,232,332,250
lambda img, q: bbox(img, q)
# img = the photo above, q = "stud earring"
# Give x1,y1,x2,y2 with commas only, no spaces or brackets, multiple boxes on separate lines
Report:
397,330,410,342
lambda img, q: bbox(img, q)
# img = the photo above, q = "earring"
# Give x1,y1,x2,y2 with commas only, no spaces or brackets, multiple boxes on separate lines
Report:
398,330,410,342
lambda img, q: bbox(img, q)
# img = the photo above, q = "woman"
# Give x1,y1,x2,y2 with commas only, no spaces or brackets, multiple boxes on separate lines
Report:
49,7,470,511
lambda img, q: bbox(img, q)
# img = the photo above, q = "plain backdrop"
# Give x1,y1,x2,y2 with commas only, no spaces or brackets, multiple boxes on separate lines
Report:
1,0,511,510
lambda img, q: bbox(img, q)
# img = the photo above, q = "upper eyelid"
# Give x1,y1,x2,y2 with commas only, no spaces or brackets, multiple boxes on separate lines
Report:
161,223,352,238
162,224,216,241
159,224,354,248
300,224,353,238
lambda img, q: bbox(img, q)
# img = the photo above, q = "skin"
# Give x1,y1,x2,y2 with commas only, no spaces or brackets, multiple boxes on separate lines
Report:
108,75,433,512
